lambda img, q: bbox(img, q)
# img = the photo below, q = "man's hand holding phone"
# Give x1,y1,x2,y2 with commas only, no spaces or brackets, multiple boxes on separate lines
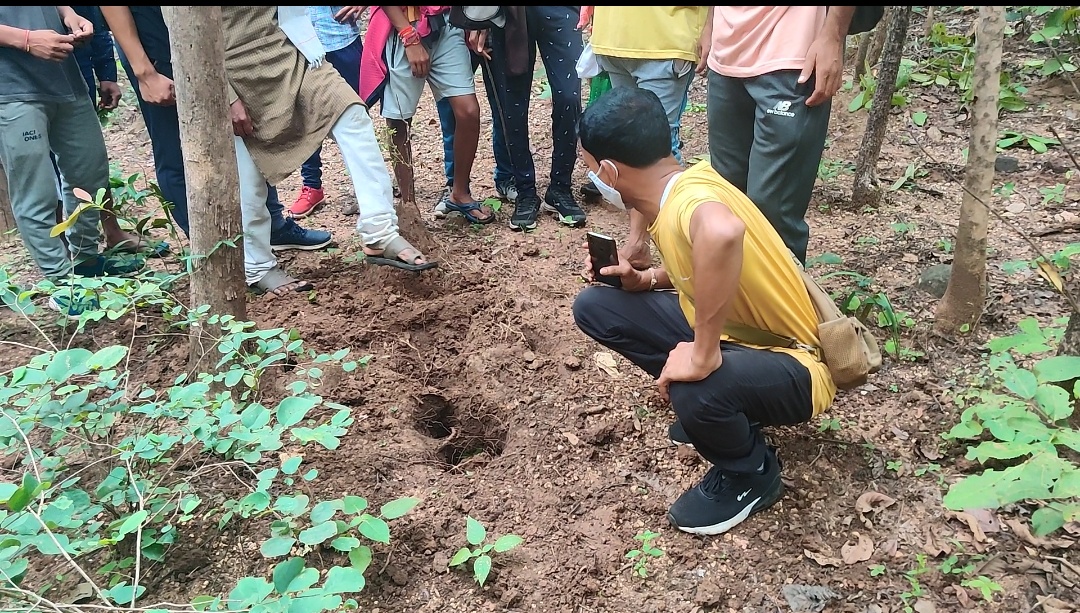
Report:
581,241,652,292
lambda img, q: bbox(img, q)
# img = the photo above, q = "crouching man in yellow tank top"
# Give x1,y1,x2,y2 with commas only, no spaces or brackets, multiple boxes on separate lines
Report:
573,87,836,536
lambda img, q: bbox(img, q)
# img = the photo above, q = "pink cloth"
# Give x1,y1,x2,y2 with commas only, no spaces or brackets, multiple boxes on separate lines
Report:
707,6,827,78
360,6,449,107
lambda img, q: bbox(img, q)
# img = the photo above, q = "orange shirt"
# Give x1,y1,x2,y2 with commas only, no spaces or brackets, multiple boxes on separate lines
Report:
708,6,827,78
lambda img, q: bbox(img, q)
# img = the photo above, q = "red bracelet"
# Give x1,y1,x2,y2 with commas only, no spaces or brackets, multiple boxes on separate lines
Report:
24,29,30,53
399,25,420,46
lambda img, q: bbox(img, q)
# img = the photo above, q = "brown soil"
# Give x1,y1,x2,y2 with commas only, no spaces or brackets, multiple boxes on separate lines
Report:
3,9,1079,613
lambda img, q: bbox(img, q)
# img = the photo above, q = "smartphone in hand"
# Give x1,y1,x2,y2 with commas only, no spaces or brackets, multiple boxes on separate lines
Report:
587,232,623,288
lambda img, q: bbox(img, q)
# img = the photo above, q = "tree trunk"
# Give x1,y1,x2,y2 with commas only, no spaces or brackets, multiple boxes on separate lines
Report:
854,31,872,83
162,7,248,367
867,11,890,68
935,6,1004,333
0,160,14,242
1060,310,1080,356
850,7,912,209
923,6,936,37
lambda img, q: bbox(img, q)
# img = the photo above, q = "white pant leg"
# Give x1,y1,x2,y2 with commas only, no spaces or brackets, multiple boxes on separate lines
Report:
328,104,399,247
233,136,277,285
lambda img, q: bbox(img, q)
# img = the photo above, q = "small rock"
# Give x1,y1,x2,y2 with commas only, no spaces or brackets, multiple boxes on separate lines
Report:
927,126,943,142
913,599,937,613
781,584,841,613
388,565,409,586
564,356,582,370
995,155,1020,174
523,350,536,363
916,263,952,298
676,445,700,464
693,578,724,606
523,245,540,257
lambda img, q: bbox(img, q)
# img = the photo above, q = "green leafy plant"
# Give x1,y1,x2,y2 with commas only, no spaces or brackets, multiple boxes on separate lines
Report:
942,316,1079,535
448,516,523,587
0,261,388,612
625,530,664,578
997,130,1060,153
962,575,1004,602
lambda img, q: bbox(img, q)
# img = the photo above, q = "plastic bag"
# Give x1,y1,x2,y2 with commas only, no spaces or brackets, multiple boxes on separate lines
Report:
576,42,600,79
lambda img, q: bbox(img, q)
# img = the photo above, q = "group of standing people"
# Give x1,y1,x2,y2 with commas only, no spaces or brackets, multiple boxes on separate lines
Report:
2,4,861,540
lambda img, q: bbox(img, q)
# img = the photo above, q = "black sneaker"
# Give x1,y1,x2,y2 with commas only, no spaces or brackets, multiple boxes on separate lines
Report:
669,420,693,448
579,181,601,203
509,194,541,231
667,447,784,536
542,189,586,227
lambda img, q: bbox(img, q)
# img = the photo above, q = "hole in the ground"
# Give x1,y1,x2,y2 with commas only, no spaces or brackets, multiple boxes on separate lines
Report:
414,393,455,439
437,417,508,468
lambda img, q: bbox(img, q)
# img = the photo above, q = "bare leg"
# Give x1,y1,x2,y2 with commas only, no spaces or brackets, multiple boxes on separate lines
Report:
445,94,492,221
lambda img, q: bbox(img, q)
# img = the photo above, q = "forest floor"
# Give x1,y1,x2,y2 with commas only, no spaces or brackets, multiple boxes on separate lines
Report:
2,8,1079,613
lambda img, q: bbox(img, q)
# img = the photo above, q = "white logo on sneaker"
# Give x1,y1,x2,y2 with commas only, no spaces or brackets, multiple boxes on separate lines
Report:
766,100,796,118
737,488,752,502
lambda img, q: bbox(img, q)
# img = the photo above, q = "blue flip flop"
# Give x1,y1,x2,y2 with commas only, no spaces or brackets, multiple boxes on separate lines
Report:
442,199,495,225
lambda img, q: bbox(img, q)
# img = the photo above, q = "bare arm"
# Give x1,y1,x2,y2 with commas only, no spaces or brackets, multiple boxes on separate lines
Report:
696,5,714,74
802,6,856,106
99,6,153,78
100,6,176,105
379,5,412,33
822,6,857,41
688,202,745,366
0,25,28,50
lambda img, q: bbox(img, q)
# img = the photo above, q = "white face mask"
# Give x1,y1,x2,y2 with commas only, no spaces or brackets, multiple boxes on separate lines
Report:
587,160,626,211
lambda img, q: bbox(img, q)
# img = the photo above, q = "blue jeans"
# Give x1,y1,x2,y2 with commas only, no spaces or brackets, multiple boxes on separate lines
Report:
436,55,511,187
448,6,582,196
117,50,288,236
300,36,362,190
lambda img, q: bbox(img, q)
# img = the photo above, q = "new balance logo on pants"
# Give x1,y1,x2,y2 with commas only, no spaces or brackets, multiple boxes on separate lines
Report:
766,100,795,118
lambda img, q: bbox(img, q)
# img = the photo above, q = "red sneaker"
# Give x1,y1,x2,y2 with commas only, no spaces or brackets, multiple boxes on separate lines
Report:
289,186,325,218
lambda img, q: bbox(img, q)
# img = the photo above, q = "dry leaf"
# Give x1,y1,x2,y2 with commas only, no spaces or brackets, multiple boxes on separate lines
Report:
917,438,942,460
593,352,620,377
1037,259,1065,292
948,511,987,543
563,431,581,446
1005,518,1074,549
1005,200,1027,214
965,508,1000,534
952,584,973,609
912,599,937,613
902,253,919,263
1036,595,1075,613
72,187,93,202
922,525,952,557
803,549,842,567
841,533,874,565
855,491,897,516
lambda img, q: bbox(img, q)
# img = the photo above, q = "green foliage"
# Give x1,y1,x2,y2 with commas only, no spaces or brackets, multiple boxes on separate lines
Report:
996,130,1060,154
821,271,922,362
0,261,394,611
942,316,1080,536
625,530,664,579
448,516,523,587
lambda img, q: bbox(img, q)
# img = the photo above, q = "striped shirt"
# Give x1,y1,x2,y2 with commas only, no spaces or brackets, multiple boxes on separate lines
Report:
306,6,360,53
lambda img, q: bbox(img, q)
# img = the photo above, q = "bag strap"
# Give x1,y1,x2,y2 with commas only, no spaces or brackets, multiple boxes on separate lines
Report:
725,320,825,361
724,321,798,349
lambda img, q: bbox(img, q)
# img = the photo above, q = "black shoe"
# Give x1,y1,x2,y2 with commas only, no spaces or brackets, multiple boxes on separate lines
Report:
579,181,601,203
509,194,541,231
669,420,693,448
542,189,586,227
667,447,784,536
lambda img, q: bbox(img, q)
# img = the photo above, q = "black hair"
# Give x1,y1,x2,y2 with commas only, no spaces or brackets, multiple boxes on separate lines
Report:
579,87,673,168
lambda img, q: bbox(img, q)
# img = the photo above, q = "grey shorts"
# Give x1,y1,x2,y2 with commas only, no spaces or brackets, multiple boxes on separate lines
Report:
381,22,475,120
